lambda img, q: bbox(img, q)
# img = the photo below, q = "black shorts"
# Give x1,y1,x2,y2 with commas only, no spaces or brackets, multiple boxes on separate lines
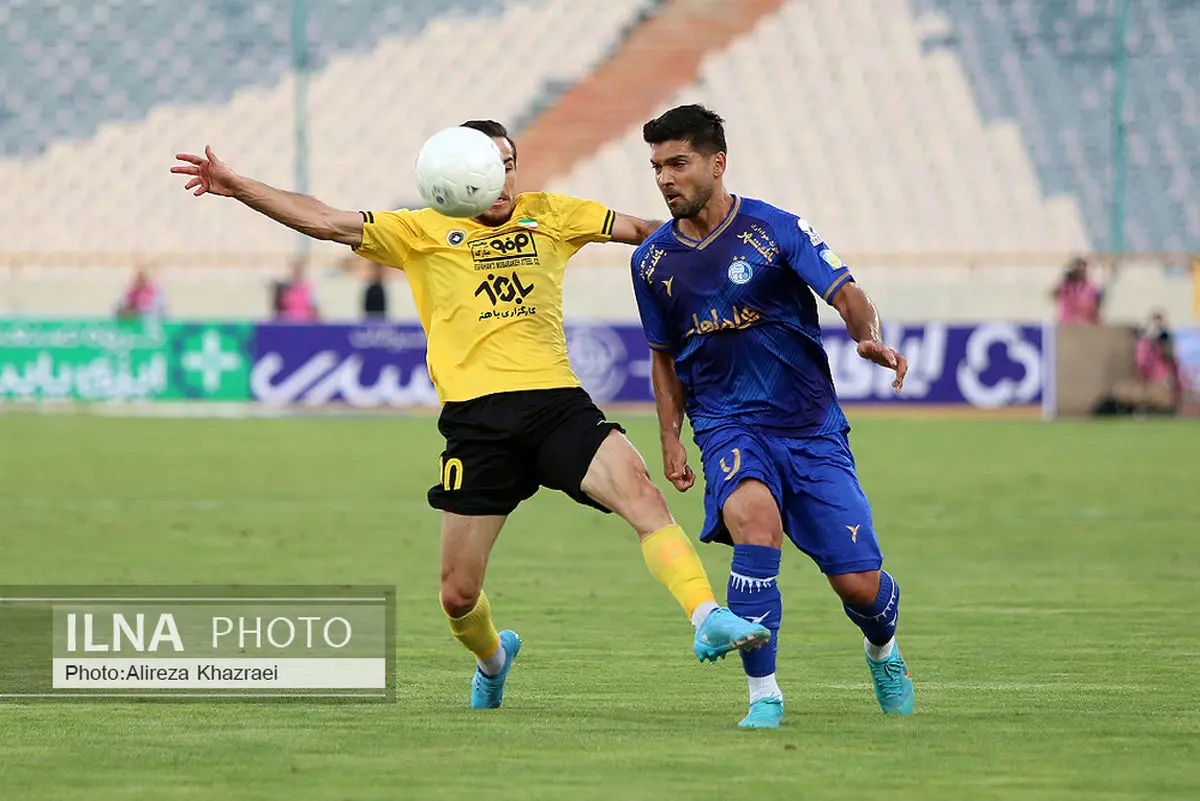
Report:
428,387,626,516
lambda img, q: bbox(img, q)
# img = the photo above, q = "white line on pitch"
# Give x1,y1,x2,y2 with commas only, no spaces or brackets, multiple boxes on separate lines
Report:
814,682,1150,691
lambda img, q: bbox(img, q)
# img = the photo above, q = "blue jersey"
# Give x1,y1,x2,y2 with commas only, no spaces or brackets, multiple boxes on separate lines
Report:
631,196,851,437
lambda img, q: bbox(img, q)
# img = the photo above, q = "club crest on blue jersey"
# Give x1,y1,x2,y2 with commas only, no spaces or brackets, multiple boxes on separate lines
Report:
727,259,754,285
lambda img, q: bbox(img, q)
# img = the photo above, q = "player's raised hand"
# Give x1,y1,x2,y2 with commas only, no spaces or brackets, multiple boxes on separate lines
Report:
857,340,908,392
662,438,695,492
171,145,240,197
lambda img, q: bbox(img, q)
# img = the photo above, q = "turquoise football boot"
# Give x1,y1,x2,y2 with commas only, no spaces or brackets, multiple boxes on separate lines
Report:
694,607,770,663
469,630,522,709
738,697,784,729
866,643,915,715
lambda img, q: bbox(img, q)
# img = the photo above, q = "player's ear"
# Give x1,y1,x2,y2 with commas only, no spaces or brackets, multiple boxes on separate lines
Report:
712,151,727,178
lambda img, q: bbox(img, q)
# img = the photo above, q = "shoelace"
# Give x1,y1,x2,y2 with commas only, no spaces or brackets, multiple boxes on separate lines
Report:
870,658,907,699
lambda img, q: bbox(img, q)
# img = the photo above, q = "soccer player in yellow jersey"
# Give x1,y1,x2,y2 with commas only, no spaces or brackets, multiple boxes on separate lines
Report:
172,120,769,709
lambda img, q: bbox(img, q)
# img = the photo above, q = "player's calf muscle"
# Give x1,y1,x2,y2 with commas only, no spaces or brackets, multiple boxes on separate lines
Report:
439,550,488,616
440,575,481,617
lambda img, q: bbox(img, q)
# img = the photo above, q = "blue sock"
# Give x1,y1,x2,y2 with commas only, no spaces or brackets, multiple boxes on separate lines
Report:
843,570,899,648
727,544,782,678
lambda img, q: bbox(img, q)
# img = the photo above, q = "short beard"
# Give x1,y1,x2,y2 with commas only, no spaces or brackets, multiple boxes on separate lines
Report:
474,204,512,227
669,183,714,220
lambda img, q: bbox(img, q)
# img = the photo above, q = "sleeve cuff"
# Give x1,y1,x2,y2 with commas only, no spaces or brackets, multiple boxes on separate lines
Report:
821,272,853,301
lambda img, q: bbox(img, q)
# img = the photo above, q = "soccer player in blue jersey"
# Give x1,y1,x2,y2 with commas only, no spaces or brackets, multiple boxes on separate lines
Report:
631,105,916,728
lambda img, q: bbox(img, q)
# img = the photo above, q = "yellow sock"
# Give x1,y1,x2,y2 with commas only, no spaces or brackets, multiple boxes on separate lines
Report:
446,591,500,660
641,524,718,619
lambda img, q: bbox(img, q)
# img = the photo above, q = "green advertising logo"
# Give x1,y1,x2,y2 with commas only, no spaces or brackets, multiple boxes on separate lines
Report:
0,320,252,403
166,324,252,400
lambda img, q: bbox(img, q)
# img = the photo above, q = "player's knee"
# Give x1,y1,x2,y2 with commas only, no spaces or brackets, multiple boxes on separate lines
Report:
723,484,784,548
828,571,880,607
732,525,783,549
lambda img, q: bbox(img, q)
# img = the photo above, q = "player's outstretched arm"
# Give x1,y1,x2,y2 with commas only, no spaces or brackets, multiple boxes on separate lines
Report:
651,350,695,492
171,146,364,248
830,283,908,392
610,213,664,246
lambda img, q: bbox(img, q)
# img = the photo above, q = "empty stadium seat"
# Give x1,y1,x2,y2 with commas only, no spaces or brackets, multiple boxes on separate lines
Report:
913,0,1200,251
0,0,658,255
550,0,1092,263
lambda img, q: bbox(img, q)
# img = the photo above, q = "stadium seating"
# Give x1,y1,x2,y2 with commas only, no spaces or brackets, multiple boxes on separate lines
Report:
0,0,657,255
549,0,1093,261
0,0,1194,322
0,0,559,161
912,0,1200,252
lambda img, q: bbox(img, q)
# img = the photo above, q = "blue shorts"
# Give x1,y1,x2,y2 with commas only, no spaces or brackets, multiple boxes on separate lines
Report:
695,425,882,575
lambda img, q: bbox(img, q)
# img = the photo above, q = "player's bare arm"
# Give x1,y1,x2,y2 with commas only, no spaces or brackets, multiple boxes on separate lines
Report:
830,282,908,391
610,212,664,246
650,349,694,492
171,146,364,248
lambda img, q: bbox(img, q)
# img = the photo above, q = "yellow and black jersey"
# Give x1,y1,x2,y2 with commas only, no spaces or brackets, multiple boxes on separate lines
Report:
354,192,615,403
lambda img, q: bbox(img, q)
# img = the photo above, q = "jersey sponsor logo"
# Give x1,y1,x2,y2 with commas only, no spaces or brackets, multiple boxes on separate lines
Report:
846,524,860,543
737,229,778,263
796,217,824,246
638,245,667,282
475,271,536,321
447,230,466,247
727,259,754,285
470,229,539,269
686,305,762,338
821,249,844,270
661,275,675,297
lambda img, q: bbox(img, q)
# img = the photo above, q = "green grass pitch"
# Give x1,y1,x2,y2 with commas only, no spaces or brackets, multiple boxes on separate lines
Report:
0,413,1197,800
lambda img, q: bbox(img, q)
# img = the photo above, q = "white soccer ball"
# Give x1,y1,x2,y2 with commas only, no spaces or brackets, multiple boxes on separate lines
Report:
414,127,506,218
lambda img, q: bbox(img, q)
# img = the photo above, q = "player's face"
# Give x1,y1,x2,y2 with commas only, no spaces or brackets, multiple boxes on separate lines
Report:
474,137,518,227
649,140,720,219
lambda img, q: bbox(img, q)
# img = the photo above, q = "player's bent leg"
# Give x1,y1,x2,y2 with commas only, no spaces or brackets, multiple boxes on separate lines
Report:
579,430,675,538
439,512,522,709
579,431,769,661
829,569,914,715
788,432,914,715
723,479,785,728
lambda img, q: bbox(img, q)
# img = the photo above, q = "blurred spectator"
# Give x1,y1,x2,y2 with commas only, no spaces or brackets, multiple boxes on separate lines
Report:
1052,256,1103,325
363,263,388,320
273,258,319,322
1110,312,1181,415
115,265,166,320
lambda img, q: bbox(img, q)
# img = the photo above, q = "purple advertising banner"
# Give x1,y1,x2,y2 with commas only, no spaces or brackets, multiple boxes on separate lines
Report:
1173,328,1200,416
824,322,1045,407
251,322,1045,409
252,324,437,408
249,323,657,408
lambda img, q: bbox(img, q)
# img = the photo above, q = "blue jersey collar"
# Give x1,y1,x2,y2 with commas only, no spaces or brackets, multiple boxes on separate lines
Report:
671,195,741,251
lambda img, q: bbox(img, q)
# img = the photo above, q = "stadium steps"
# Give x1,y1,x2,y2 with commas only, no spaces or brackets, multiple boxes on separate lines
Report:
517,0,785,190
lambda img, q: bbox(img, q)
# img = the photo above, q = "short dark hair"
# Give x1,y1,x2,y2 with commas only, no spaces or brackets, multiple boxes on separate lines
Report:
642,104,727,154
461,119,517,163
